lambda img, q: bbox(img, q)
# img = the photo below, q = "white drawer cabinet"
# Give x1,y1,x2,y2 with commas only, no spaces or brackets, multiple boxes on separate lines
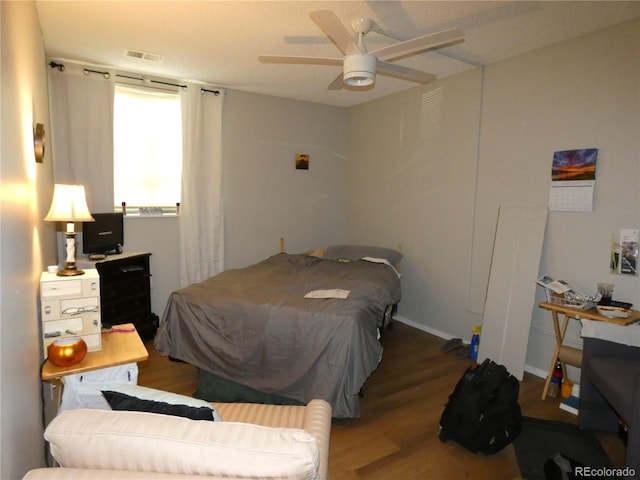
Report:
40,269,102,355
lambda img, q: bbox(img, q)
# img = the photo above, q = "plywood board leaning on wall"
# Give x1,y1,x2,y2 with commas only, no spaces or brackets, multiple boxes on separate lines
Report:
477,206,548,380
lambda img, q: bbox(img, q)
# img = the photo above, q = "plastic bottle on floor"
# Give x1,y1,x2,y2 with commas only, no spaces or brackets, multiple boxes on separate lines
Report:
549,361,563,398
470,326,481,361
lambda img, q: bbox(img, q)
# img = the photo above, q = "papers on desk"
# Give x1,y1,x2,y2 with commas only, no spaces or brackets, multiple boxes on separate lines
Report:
304,289,350,299
536,276,571,294
536,275,597,309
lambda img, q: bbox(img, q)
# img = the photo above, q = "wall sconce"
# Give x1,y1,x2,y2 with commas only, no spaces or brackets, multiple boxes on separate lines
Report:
34,123,45,163
44,184,94,276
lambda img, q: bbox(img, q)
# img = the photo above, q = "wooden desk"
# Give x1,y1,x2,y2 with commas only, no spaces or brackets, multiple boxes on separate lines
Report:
538,302,640,400
42,324,148,406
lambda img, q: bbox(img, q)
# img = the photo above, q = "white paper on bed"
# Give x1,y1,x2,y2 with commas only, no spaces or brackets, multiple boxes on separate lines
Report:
304,289,350,299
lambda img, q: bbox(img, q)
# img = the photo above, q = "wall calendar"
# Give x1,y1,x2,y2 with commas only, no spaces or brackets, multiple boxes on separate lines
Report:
548,148,597,212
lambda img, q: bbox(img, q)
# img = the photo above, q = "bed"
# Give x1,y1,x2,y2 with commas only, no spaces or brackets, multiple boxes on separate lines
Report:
154,244,402,418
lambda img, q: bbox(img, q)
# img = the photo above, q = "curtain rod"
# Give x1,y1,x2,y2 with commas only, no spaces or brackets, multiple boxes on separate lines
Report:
48,61,220,95
85,68,111,79
115,72,186,89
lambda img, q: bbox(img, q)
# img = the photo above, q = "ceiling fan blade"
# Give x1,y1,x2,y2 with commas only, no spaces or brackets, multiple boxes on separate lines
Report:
371,28,465,61
327,74,343,90
309,10,360,55
377,61,436,84
259,55,342,67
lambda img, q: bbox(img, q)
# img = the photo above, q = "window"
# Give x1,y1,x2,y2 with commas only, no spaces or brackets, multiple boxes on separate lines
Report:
113,84,182,214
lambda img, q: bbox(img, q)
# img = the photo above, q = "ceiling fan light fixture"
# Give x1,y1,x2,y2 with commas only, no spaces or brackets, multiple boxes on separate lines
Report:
343,54,376,87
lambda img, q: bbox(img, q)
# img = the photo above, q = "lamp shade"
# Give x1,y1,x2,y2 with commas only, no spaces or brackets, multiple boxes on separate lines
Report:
343,54,376,87
44,184,94,222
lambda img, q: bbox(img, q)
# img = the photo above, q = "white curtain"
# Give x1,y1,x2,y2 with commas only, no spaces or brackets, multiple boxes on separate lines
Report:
48,63,115,211
179,86,225,287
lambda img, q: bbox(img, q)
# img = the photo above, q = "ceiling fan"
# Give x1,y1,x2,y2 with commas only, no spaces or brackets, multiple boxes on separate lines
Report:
259,10,465,90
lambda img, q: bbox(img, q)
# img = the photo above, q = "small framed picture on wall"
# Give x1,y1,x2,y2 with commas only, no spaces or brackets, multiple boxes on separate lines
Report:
296,154,309,170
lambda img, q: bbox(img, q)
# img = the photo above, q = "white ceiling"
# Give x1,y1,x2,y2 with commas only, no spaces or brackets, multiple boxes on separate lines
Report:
35,1,640,108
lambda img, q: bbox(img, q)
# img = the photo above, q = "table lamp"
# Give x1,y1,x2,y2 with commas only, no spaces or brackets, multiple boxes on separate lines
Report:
44,184,94,276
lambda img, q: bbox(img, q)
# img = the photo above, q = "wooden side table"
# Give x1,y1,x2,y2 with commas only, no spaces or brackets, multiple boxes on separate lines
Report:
538,302,640,400
42,323,149,407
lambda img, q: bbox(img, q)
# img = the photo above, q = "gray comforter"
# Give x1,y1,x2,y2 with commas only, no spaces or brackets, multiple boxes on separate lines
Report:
154,253,402,418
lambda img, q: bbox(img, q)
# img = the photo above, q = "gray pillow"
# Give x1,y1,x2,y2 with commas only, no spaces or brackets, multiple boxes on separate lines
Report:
324,245,403,265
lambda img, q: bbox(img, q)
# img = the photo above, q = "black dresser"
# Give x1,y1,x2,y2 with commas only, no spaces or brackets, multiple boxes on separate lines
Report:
90,252,157,340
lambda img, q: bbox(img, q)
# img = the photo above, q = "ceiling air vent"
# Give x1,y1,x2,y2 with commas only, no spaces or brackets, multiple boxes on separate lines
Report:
124,49,164,62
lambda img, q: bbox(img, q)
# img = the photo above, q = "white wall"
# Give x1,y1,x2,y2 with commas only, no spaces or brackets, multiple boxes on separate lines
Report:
347,20,640,377
346,68,484,339
1,1,58,477
221,90,348,268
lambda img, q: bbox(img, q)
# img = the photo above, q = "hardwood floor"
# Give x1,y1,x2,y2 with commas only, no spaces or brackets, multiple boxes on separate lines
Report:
137,322,626,479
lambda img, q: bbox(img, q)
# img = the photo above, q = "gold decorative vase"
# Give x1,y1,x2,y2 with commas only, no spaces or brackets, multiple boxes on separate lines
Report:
47,337,87,367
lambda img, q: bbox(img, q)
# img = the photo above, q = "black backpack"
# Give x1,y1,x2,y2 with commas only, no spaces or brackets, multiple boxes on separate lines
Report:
439,358,522,454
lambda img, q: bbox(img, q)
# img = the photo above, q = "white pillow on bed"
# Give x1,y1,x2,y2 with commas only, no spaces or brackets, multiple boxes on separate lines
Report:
323,245,403,265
